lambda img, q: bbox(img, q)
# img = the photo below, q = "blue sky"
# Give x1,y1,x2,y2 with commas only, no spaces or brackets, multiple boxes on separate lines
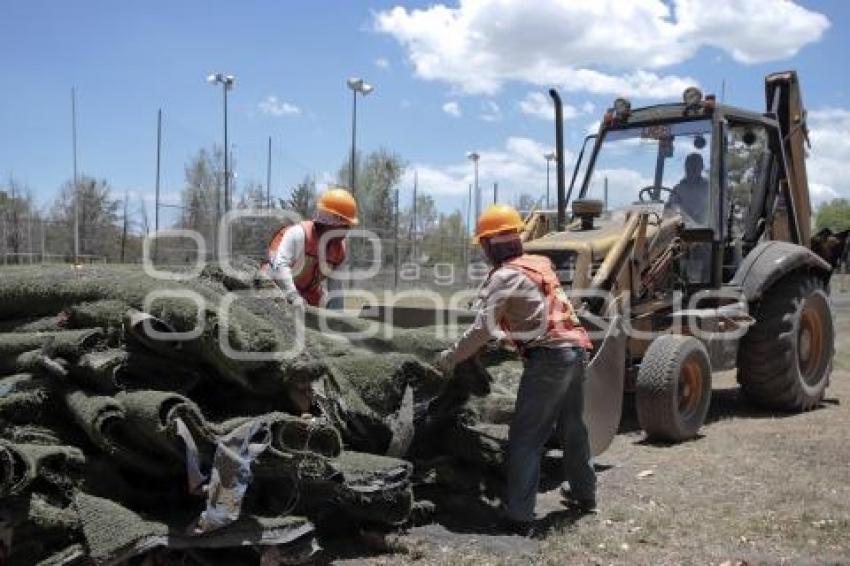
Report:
1,0,849,225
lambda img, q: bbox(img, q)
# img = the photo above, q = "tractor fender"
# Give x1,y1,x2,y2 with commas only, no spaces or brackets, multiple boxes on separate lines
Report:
730,241,831,302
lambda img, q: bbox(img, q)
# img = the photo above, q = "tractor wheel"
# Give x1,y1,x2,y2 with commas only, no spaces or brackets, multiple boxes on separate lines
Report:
737,274,833,411
636,335,712,442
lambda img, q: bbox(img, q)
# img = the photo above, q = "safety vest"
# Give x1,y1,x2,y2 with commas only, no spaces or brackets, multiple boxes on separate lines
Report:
266,220,346,306
497,254,592,351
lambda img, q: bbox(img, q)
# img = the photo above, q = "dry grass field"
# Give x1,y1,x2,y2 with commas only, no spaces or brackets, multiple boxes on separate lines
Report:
340,287,850,565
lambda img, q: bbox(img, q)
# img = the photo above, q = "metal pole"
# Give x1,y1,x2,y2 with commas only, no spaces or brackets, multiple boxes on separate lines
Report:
27,216,32,264
604,176,609,211
466,183,472,283
223,83,229,213
121,193,128,263
349,90,357,193
474,159,479,223
393,187,400,290
493,182,498,204
439,216,444,258
466,183,472,236
154,108,161,262
549,88,567,231
266,136,272,208
410,171,419,261
71,87,79,264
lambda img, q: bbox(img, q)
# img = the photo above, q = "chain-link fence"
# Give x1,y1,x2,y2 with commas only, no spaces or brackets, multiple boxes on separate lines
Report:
1,214,489,294
0,218,111,265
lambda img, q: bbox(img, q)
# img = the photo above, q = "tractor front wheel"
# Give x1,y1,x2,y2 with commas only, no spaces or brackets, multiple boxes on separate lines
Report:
636,335,712,442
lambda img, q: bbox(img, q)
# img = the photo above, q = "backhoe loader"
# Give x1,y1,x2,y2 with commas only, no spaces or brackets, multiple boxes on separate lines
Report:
521,71,844,448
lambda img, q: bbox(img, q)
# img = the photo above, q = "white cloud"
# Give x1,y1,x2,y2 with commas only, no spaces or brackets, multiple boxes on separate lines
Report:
807,108,850,202
374,57,390,70
403,136,572,205
258,95,301,117
375,0,828,97
479,100,501,122
442,101,462,117
581,101,596,114
560,69,696,99
674,0,829,64
810,183,838,202
400,99,413,109
519,91,581,121
585,120,601,136
504,137,554,164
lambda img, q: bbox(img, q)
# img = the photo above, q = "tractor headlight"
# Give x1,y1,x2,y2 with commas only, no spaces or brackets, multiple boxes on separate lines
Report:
683,86,703,107
613,97,631,118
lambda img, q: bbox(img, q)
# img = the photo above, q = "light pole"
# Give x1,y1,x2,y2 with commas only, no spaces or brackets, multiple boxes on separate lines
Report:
266,136,272,209
346,77,374,195
466,151,480,222
544,151,556,209
207,73,235,215
71,87,79,265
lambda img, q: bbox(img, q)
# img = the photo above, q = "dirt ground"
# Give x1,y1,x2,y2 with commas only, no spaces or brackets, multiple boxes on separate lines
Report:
336,293,850,565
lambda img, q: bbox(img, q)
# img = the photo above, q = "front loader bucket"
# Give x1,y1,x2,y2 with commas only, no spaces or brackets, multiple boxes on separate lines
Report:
583,316,626,457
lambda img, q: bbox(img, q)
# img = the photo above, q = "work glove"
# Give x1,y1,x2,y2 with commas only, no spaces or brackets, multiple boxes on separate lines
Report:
285,290,305,308
434,349,456,375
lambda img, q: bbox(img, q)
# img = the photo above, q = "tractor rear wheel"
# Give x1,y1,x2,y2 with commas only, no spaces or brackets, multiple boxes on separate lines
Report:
636,335,712,442
737,274,833,411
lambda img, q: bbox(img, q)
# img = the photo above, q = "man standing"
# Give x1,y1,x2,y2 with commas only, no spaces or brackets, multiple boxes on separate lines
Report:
267,188,358,308
436,204,596,535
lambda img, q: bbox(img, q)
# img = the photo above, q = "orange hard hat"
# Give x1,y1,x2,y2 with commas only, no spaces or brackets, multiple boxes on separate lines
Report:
473,204,524,243
317,188,359,226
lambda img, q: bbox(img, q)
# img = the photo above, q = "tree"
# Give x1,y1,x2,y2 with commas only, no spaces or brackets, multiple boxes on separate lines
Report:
284,176,317,220
0,176,36,259
815,199,850,232
404,194,438,239
137,195,151,236
231,181,277,257
337,148,405,232
422,209,466,263
121,190,130,262
238,182,266,210
725,126,769,235
179,145,232,249
50,176,121,259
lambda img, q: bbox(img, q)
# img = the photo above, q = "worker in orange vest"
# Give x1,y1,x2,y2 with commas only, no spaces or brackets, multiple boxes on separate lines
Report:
267,188,358,308
436,204,595,536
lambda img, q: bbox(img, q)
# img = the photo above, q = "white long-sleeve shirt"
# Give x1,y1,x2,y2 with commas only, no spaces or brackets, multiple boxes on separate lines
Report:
269,224,342,307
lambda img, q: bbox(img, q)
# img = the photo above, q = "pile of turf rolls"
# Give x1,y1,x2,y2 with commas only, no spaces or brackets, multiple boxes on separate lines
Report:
0,261,518,564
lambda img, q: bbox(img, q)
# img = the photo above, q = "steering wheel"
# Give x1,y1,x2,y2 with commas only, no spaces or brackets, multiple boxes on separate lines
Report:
638,186,673,202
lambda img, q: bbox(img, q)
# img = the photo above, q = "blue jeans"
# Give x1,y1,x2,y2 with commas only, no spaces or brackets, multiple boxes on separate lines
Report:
505,346,595,522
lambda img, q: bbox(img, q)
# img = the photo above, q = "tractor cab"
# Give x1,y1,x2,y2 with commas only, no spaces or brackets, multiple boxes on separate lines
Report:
526,78,818,299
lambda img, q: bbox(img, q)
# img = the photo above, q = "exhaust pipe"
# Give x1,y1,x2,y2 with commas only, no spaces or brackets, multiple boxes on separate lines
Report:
549,88,566,231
